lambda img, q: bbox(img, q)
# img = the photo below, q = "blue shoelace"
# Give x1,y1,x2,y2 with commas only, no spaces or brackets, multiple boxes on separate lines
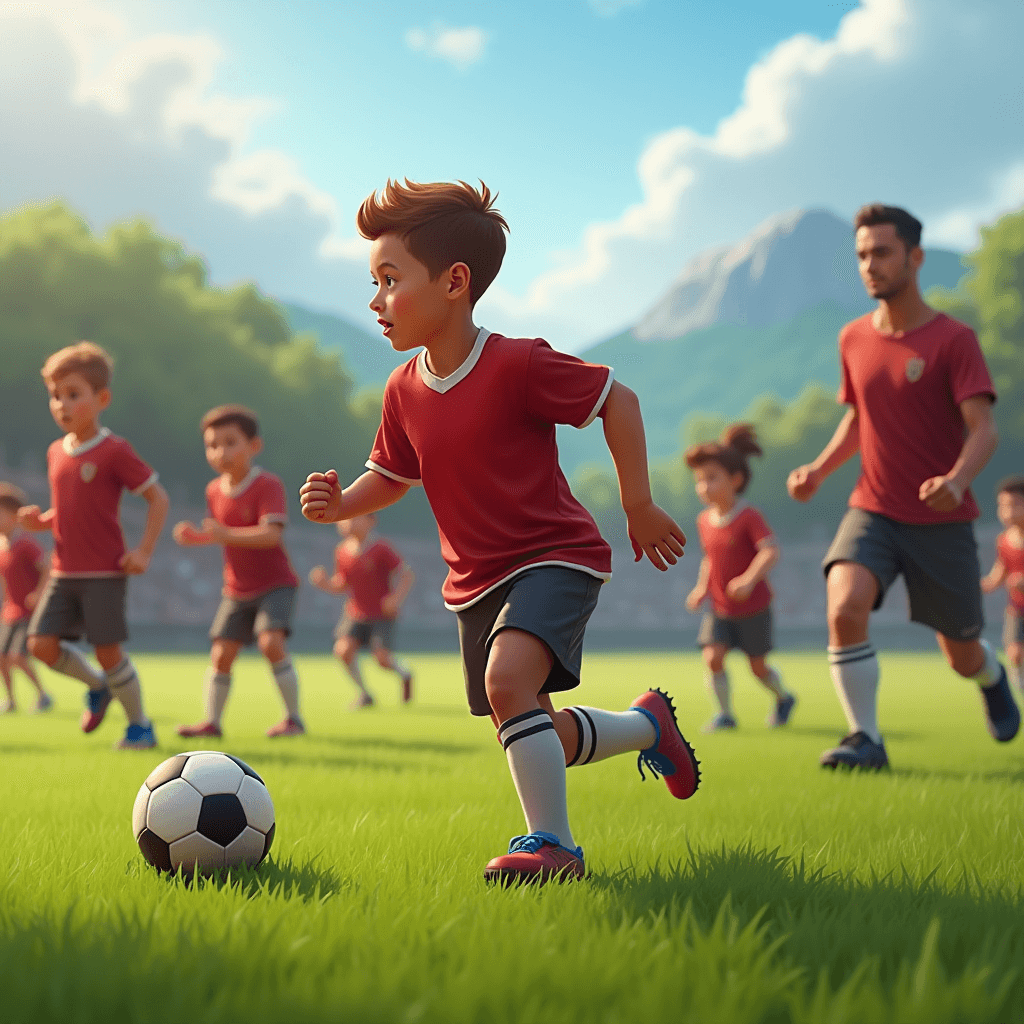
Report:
507,832,583,862
636,747,676,782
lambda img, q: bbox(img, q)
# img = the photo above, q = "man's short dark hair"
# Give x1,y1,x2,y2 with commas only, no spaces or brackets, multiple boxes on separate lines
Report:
201,404,260,439
997,476,1024,499
854,204,923,250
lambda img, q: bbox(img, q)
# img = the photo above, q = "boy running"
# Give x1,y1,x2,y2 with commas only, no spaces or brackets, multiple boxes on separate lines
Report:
0,483,53,713
788,204,1019,770
300,179,700,885
684,424,795,732
174,405,304,739
21,343,168,749
981,477,1024,696
309,514,415,708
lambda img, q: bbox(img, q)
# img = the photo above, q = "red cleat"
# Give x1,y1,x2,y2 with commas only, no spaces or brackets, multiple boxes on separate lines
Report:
81,687,112,733
266,716,305,738
400,672,413,704
176,721,223,739
483,832,585,886
630,688,701,799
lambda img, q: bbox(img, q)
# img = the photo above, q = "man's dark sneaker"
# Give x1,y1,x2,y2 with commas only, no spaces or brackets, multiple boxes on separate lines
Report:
980,666,1020,743
820,731,889,770
766,693,797,728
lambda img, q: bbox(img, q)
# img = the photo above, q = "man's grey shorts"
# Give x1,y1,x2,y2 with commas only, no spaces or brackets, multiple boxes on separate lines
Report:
210,586,297,646
456,565,603,717
698,607,773,657
335,616,396,649
28,576,129,647
824,508,983,641
1004,608,1024,649
0,618,30,657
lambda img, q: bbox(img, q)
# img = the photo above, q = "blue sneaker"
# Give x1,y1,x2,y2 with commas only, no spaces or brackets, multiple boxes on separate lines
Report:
702,712,737,733
116,721,157,750
767,693,797,728
81,687,112,733
980,666,1020,743
820,731,889,770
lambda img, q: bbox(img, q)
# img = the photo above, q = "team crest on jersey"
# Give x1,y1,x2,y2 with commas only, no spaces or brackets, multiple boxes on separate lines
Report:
80,462,97,483
905,357,925,382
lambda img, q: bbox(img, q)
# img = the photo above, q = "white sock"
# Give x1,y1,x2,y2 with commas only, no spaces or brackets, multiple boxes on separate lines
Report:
271,657,302,723
54,642,104,689
1010,661,1022,693
563,706,656,766
827,642,880,743
498,709,575,850
706,670,732,716
343,657,371,697
204,667,231,726
971,640,1002,688
758,666,788,700
107,657,146,727
391,657,411,681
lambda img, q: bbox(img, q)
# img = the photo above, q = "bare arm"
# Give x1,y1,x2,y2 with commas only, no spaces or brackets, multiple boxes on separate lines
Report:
17,506,55,532
685,556,711,612
300,470,410,524
981,557,1007,595
726,542,780,602
25,554,51,611
787,407,860,502
381,564,415,617
919,396,998,512
308,566,349,595
121,482,169,574
599,381,685,571
201,520,285,549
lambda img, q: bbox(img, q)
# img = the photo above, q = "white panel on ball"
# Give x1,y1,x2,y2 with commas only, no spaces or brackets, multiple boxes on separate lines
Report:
147,778,203,843
224,826,267,868
132,784,150,840
237,775,275,833
181,752,244,796
170,832,226,874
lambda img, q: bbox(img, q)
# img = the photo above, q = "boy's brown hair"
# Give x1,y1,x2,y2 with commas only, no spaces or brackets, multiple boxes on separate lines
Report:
997,476,1024,500
684,423,763,494
853,203,923,251
201,404,260,440
0,482,28,514
356,179,509,305
41,342,114,391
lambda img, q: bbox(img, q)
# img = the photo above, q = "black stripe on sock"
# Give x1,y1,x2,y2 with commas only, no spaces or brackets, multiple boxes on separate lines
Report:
498,708,549,736
566,708,585,767
827,642,872,656
580,708,598,764
829,650,877,666
502,720,555,750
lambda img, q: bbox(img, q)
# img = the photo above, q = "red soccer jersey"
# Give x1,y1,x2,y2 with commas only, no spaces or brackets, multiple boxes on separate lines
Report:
206,467,299,600
838,313,995,525
47,428,158,576
996,531,1024,614
0,532,45,623
334,538,403,621
697,504,775,618
367,328,614,610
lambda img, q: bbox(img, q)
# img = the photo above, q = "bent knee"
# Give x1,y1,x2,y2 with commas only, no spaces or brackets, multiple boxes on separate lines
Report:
258,631,286,661
27,635,59,665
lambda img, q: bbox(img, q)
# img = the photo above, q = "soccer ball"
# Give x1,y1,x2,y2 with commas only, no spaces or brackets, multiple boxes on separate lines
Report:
132,750,275,876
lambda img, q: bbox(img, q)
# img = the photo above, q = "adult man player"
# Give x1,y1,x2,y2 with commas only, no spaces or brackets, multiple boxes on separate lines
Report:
788,203,1019,769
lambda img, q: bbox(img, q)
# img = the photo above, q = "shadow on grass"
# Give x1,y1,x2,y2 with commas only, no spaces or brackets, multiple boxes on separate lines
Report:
787,725,922,741
314,734,481,756
890,759,1024,784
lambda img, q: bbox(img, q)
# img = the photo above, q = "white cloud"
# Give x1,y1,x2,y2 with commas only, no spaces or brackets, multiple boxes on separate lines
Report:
928,163,1024,251
405,24,488,71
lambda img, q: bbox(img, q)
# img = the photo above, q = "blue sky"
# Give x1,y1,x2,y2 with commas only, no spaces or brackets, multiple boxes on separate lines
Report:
1,1,1022,349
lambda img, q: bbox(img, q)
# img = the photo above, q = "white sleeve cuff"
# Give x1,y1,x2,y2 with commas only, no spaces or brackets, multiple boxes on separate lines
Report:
365,460,421,487
130,472,159,496
579,368,615,429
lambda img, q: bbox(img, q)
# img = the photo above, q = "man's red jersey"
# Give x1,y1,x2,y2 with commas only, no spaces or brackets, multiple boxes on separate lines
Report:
0,532,45,623
334,539,403,621
206,467,299,600
697,504,775,618
838,313,995,525
47,428,158,577
996,532,1024,614
367,328,613,610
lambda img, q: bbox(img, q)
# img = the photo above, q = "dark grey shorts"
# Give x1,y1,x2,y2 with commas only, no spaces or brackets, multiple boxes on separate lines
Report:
698,607,773,657
28,576,129,647
1004,608,1024,649
824,509,983,641
0,618,30,657
210,586,297,646
456,566,603,717
335,616,396,649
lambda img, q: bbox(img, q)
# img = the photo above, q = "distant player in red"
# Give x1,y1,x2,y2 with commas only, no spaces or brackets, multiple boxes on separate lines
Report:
0,483,53,713
684,425,795,732
309,514,415,708
21,343,169,749
174,405,304,739
300,179,700,886
789,204,1017,770
982,477,1024,696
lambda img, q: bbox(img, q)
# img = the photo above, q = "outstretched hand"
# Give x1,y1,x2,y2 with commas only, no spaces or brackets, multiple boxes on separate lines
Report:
626,501,685,571
300,470,343,523
17,505,51,532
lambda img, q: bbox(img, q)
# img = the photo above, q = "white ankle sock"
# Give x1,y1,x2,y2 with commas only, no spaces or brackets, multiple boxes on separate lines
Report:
971,640,1002,688
107,657,146,727
271,657,301,722
204,667,231,726
827,642,880,743
759,666,788,699
563,706,655,766
707,670,732,716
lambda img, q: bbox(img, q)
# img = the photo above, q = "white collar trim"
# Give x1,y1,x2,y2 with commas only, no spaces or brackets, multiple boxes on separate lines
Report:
416,326,490,394
63,427,111,458
220,465,263,498
708,500,747,527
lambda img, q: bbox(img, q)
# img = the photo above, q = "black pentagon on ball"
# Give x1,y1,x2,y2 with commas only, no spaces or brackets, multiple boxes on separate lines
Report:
137,828,172,872
145,754,189,791
263,821,275,860
197,793,248,846
224,753,264,785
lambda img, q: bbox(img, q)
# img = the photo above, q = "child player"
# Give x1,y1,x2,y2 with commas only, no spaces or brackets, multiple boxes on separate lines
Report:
684,425,796,732
300,179,700,886
174,405,304,739
21,343,168,749
982,477,1024,696
308,514,415,708
0,483,53,713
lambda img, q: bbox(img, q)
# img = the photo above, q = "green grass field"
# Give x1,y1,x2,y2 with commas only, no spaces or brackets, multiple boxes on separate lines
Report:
2,650,1023,1024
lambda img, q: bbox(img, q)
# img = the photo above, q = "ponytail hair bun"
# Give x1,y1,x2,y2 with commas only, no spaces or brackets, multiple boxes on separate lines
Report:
684,421,763,494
